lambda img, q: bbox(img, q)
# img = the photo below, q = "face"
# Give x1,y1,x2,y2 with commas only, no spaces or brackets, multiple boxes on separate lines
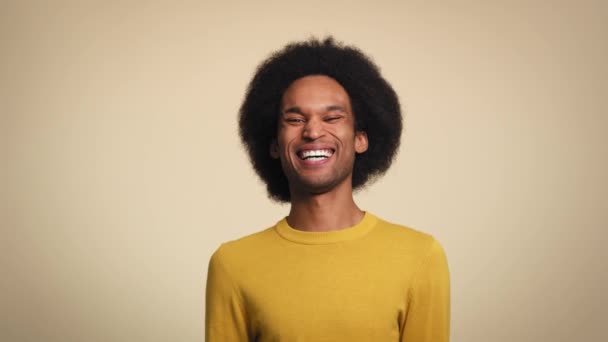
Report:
271,75,368,198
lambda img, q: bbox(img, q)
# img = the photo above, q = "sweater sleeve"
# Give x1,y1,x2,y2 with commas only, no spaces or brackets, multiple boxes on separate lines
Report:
401,239,451,342
205,245,250,341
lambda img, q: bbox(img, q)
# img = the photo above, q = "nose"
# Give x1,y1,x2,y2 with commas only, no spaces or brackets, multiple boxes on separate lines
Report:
302,117,323,140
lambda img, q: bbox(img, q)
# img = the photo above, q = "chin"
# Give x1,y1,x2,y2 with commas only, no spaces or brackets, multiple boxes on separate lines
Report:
293,176,350,196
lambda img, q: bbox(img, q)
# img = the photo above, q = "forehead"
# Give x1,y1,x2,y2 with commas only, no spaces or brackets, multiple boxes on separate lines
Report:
281,75,351,108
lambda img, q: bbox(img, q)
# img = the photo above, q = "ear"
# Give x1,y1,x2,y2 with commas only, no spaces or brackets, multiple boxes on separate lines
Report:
270,140,280,159
354,131,368,154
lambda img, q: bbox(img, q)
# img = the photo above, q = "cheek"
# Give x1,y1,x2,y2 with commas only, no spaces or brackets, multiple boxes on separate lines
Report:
278,130,301,148
334,127,357,145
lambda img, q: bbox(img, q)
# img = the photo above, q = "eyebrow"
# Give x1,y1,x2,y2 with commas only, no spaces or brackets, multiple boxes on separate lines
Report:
326,105,347,113
282,106,304,115
281,105,347,114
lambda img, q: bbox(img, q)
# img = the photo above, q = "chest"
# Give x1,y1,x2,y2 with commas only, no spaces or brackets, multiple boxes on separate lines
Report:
239,247,411,341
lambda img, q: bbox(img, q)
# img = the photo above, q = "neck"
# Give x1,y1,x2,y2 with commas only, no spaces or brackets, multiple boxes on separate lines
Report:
287,184,364,232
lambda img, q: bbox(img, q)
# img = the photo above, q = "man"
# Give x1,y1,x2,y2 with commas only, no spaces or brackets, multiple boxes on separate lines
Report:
205,37,450,341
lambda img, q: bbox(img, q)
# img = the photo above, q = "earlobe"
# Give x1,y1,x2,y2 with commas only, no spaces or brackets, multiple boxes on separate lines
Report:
270,140,280,159
355,131,368,154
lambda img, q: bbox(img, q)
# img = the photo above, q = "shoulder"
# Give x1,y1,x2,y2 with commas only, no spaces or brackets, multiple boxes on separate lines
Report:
209,224,277,268
369,213,447,260
372,214,437,245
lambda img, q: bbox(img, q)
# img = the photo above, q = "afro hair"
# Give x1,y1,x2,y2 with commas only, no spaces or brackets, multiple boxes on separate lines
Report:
239,37,402,202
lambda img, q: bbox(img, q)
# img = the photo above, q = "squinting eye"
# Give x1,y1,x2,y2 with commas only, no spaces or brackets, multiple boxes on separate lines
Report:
325,116,341,122
286,118,305,123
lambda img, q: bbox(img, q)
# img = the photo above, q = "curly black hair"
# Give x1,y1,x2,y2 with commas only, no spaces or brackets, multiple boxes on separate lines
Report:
239,37,402,202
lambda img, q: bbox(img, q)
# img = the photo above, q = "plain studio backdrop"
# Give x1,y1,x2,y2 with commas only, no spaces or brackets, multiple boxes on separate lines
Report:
2,1,606,341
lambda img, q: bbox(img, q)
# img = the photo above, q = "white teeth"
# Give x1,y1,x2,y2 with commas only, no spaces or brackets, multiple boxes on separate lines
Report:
301,149,333,159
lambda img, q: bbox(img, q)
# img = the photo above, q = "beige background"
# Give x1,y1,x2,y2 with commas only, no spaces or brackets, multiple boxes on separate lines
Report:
2,1,607,341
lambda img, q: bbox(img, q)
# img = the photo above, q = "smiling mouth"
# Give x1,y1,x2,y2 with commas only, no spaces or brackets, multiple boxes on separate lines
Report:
297,149,335,161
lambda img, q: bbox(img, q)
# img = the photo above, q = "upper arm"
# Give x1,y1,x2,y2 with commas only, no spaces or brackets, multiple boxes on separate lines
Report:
205,246,250,341
401,239,451,342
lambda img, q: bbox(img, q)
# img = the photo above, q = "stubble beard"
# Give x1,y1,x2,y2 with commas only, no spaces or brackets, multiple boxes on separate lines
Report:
285,161,355,198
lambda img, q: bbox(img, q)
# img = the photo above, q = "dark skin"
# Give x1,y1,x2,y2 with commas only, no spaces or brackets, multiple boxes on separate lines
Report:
270,75,368,232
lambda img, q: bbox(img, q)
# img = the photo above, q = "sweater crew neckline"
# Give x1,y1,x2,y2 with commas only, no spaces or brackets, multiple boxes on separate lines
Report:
274,212,378,244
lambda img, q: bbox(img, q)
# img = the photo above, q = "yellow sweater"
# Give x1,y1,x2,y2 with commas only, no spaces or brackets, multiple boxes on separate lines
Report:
205,212,450,341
